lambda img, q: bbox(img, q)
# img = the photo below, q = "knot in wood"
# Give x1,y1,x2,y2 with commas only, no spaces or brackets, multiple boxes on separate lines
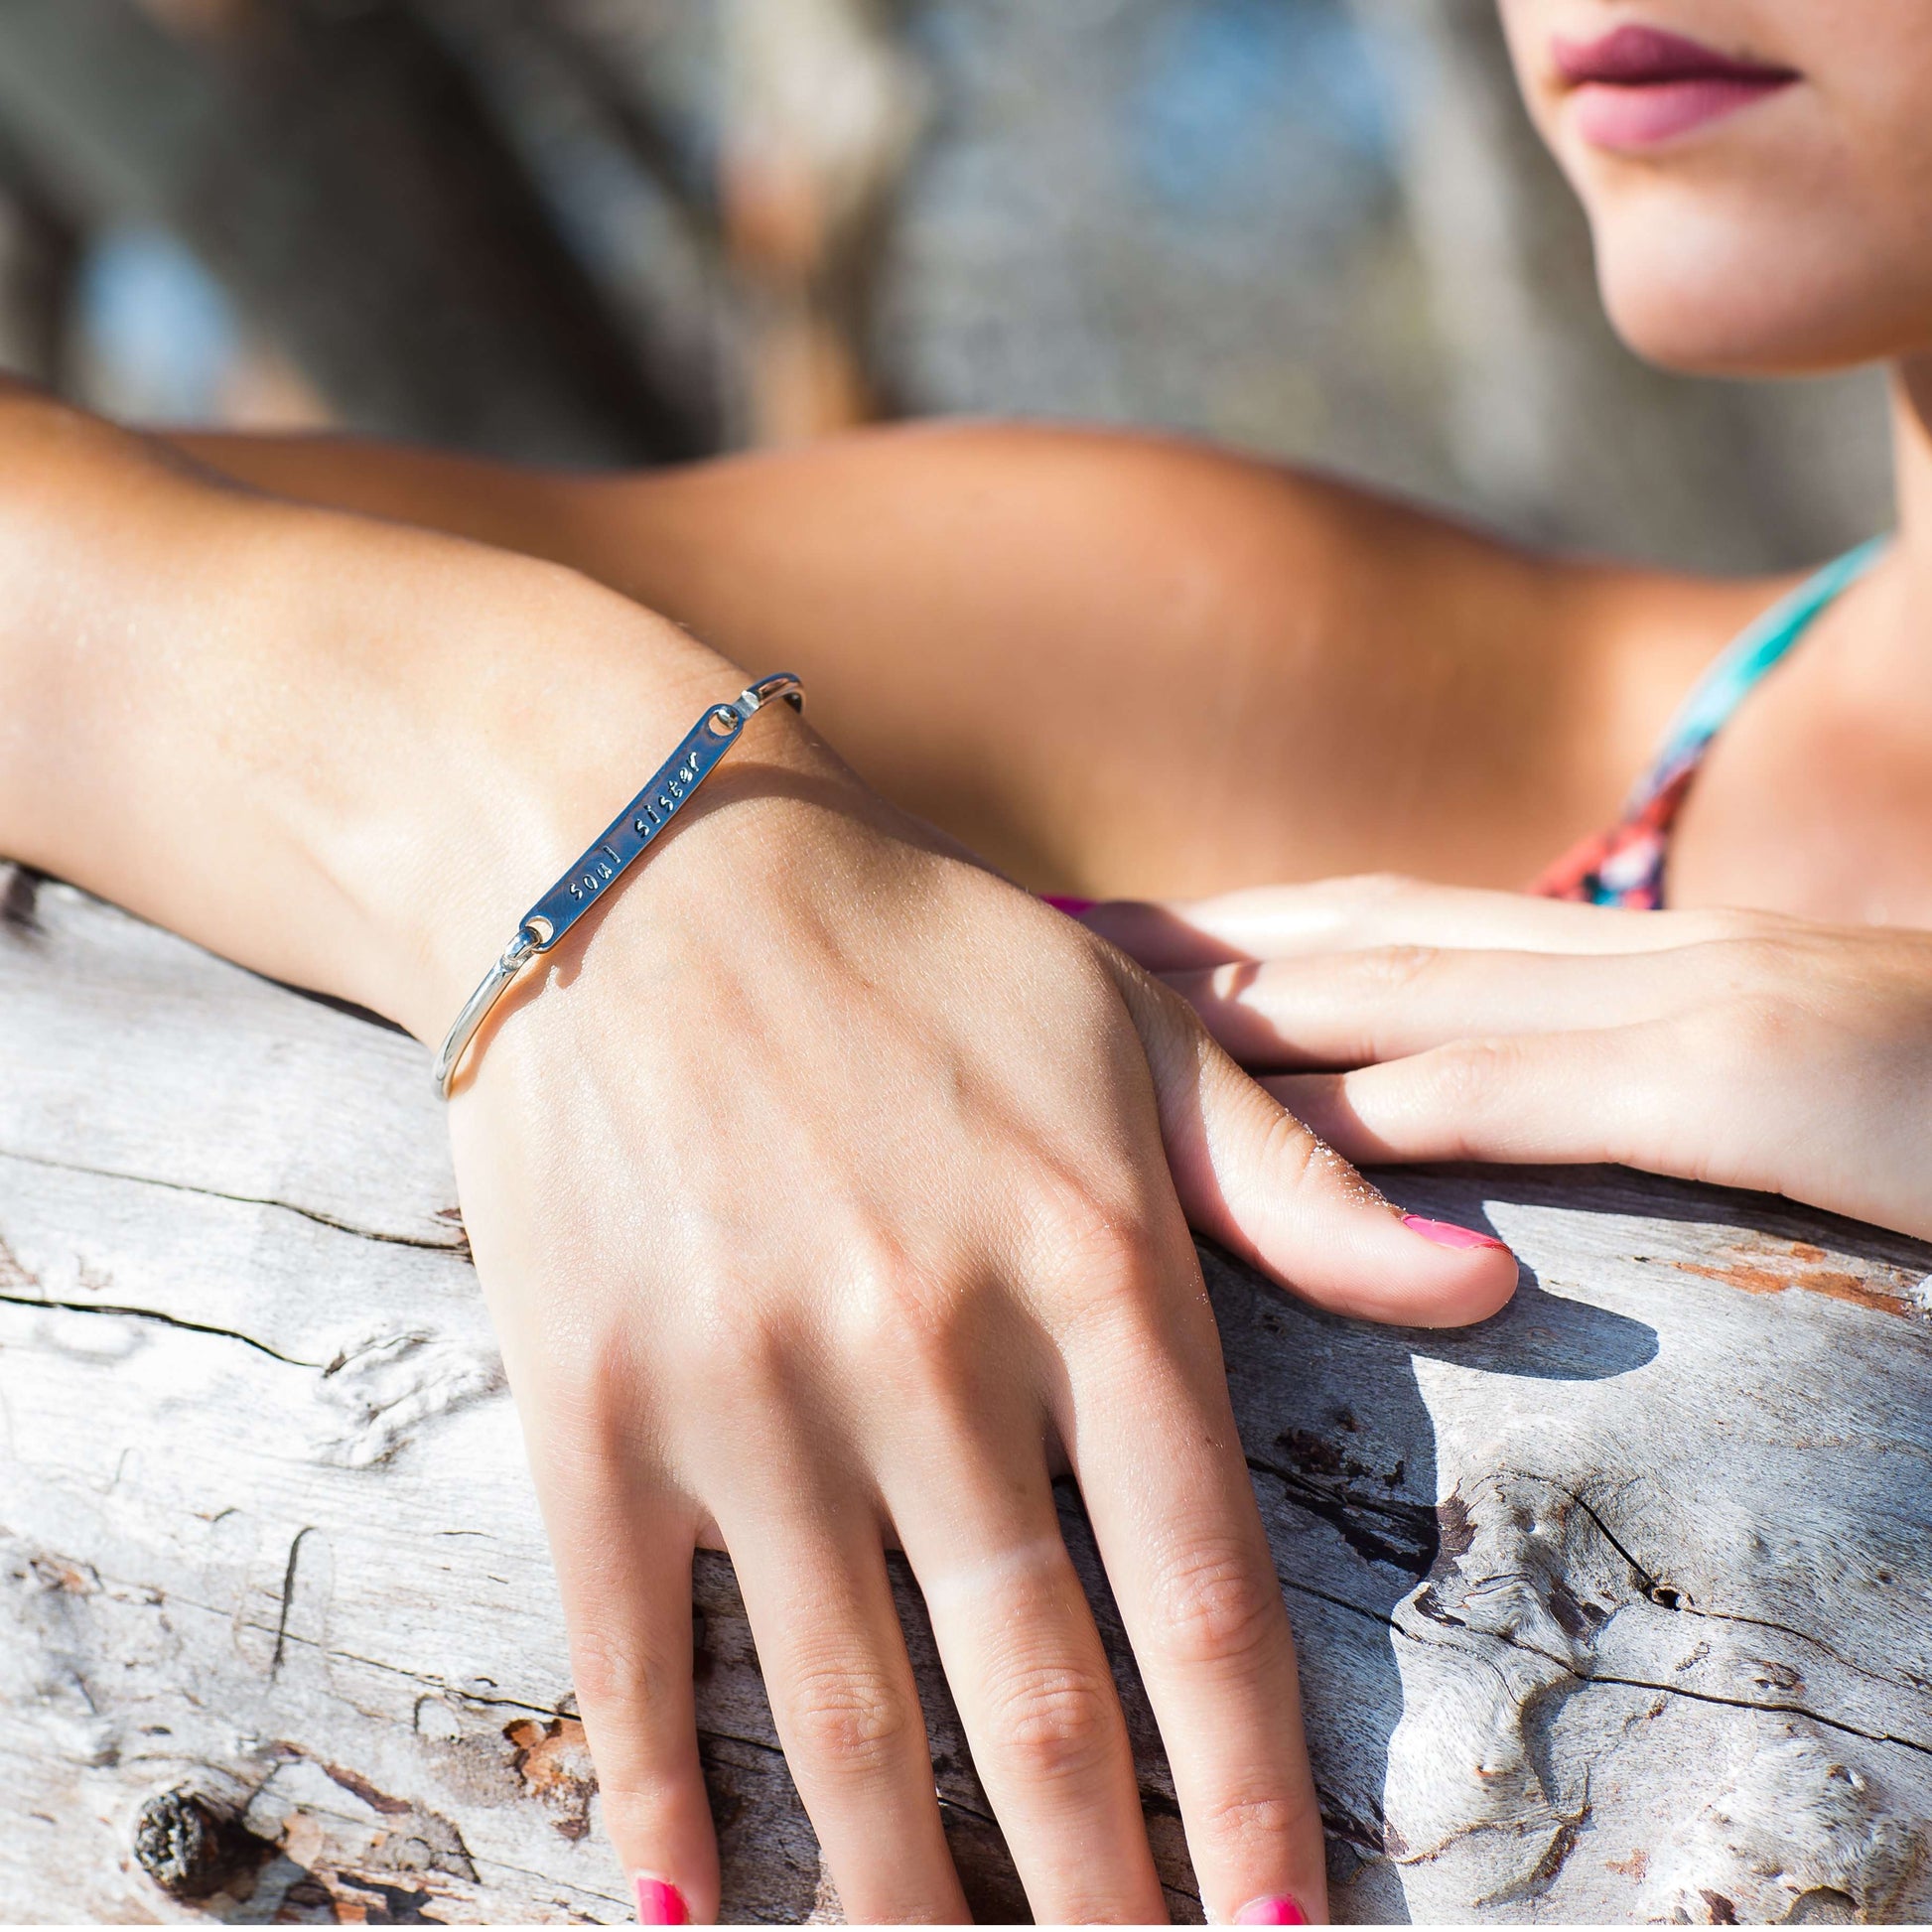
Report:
132,1788,254,1900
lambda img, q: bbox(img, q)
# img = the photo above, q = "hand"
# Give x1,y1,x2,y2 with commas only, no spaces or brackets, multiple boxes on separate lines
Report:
1085,875,1932,1242
442,756,1518,1924
0,392,1514,1925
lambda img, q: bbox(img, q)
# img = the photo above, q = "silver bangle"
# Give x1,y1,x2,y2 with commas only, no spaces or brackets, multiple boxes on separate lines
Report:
432,671,805,1098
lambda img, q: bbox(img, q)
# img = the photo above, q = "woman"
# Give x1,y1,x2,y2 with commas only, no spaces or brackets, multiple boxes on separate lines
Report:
4,3,1929,1926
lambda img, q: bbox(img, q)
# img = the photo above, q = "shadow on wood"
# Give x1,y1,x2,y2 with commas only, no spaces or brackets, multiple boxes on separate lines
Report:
2,872,1929,1922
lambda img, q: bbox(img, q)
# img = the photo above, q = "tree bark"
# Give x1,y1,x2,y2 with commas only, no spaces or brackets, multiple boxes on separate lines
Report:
3,870,1930,1923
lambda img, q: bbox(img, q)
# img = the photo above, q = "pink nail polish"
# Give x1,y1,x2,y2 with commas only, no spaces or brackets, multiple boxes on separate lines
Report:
1042,894,1097,916
634,1874,690,1925
1403,1213,1511,1254
1234,1896,1311,1925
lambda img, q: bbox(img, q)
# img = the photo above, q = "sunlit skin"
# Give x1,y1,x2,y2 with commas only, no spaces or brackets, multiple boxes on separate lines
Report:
3,4,1931,1924
1500,1,1932,374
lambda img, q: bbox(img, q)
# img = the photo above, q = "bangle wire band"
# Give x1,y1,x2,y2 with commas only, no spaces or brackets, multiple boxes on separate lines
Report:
432,672,805,1098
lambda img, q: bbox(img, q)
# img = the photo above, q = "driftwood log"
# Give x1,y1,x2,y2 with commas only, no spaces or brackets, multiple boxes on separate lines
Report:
3,869,1931,1924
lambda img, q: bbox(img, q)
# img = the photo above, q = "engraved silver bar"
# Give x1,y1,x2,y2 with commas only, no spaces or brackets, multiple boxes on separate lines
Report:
433,673,804,1098
525,708,743,951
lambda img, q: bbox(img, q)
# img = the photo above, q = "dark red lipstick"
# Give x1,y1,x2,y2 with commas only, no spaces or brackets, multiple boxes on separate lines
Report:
1552,23,1800,149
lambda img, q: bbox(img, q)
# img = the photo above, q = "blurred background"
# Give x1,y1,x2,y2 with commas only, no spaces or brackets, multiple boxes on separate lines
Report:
0,0,1893,572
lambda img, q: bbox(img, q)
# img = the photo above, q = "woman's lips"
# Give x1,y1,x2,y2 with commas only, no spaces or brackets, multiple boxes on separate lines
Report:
1552,23,1800,150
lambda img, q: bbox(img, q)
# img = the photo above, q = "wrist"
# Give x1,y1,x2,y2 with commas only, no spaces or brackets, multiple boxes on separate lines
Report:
0,408,836,1051
318,569,832,1045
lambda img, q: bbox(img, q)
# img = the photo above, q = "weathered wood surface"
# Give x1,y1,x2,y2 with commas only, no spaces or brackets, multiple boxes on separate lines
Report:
4,869,1932,1925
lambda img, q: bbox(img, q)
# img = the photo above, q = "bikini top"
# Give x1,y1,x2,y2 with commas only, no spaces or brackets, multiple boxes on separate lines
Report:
1534,537,1887,909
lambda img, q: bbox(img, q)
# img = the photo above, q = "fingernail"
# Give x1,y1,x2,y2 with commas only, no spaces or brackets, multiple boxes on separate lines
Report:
1042,894,1096,916
1234,1896,1311,1925
1403,1213,1511,1253
633,1874,690,1925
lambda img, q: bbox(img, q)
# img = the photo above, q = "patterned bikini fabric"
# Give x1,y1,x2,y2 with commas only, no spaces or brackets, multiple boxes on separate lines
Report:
1533,539,1886,910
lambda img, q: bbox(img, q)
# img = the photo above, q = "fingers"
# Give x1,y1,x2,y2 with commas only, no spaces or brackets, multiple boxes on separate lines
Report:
721,1494,968,1924
860,1294,1166,1919
1268,1021,1690,1171
1084,873,1748,969
1067,1304,1324,1927
895,1471,1168,1922
1166,943,1691,1070
1111,954,1518,1325
534,1450,719,1926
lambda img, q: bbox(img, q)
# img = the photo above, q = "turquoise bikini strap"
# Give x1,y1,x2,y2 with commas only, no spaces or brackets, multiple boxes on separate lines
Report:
1649,535,1889,772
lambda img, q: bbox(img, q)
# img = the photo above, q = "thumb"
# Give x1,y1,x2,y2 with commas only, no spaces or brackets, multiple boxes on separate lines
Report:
1109,956,1519,1327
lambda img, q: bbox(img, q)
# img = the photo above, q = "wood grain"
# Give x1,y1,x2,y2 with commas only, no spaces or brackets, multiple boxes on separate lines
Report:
3,869,1929,1924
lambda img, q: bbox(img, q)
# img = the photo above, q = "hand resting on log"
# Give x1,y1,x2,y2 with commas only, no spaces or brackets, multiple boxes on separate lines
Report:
1092,876,1932,1244
3,877,1931,1923
0,382,1515,1924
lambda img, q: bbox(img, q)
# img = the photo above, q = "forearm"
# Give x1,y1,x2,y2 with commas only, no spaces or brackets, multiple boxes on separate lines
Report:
0,386,778,1041
172,421,1758,902
173,424,1595,893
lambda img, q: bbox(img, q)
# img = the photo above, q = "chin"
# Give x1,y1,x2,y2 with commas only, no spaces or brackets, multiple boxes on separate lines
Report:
1587,197,1932,376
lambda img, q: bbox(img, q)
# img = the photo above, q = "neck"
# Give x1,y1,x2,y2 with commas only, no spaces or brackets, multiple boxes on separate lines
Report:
1891,357,1932,624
